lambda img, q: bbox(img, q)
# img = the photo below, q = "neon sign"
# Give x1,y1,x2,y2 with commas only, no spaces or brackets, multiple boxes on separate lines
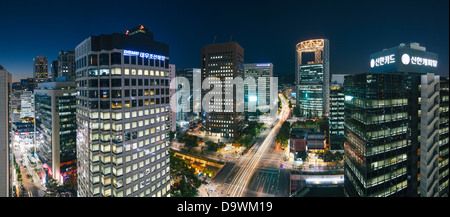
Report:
370,54,395,68
123,50,166,61
401,54,437,67
371,53,437,68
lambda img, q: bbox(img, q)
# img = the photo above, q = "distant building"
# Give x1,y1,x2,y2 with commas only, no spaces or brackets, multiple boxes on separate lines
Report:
12,121,34,146
57,50,76,81
174,68,200,125
201,42,245,139
243,63,273,114
20,78,34,91
19,91,34,118
295,39,330,119
11,89,23,114
50,60,58,81
329,74,348,150
33,56,48,88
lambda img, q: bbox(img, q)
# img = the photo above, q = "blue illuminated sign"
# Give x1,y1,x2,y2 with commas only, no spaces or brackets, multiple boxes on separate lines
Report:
256,63,271,67
123,50,166,61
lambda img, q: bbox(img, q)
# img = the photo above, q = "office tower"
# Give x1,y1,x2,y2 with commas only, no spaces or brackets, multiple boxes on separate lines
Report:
243,63,273,114
0,65,12,197
295,39,329,119
201,42,244,139
344,73,409,197
33,56,49,88
75,25,171,197
35,81,77,184
344,42,441,197
57,50,76,81
174,68,193,124
329,74,347,150
20,91,34,118
439,77,449,197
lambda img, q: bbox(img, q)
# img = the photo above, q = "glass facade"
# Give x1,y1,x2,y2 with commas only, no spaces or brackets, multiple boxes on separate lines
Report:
58,95,77,178
344,73,409,197
243,63,273,114
35,83,77,183
330,84,345,150
35,94,53,170
295,39,329,119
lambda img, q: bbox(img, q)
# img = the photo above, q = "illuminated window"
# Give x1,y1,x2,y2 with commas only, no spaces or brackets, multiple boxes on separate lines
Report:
112,101,122,109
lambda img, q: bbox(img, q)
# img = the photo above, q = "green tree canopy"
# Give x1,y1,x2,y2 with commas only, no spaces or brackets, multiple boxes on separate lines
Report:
276,122,291,148
170,152,201,197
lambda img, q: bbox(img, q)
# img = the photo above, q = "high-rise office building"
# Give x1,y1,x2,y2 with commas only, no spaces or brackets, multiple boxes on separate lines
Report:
0,65,12,197
33,56,49,88
20,91,34,118
439,76,449,197
174,68,198,124
344,42,442,197
57,50,76,81
344,72,410,197
201,42,244,139
75,25,171,197
295,39,329,119
34,81,77,184
243,63,273,114
329,74,347,150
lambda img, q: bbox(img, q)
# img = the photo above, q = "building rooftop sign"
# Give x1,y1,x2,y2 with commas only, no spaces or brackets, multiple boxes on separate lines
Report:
369,43,438,74
123,49,167,61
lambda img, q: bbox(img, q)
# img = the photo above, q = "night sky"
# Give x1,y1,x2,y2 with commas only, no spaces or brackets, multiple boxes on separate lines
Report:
0,0,448,82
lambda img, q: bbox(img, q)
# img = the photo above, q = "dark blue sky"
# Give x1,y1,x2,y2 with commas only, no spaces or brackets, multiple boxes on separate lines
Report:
0,0,448,82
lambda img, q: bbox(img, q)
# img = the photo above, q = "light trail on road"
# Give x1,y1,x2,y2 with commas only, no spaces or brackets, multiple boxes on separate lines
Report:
227,94,290,197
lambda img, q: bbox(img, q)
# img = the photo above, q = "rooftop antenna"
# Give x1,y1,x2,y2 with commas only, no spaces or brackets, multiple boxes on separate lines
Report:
229,34,233,42
212,35,217,44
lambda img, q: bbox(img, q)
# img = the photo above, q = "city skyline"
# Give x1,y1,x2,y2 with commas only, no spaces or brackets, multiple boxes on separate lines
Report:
1,0,449,200
0,0,448,82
